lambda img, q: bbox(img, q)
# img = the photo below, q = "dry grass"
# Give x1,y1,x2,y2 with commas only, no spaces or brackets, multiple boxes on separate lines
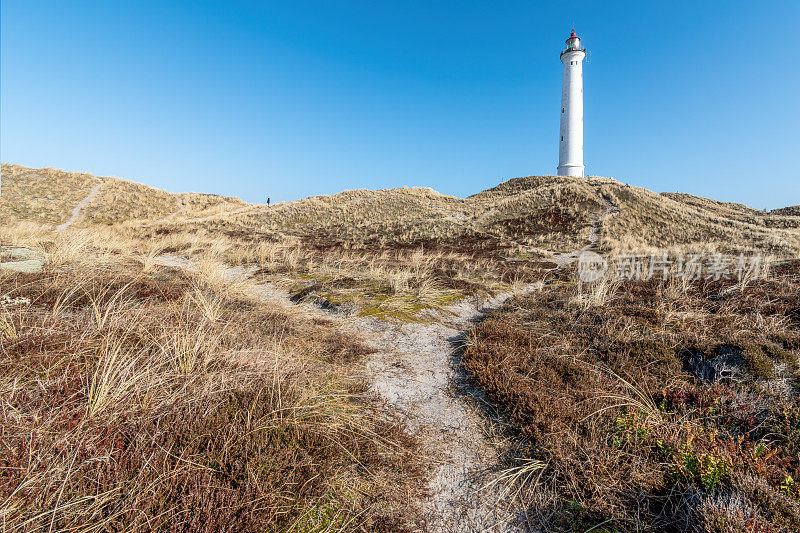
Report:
0,234,422,531
80,176,181,225
462,261,800,532
5,165,800,261
1,164,249,230
143,174,800,320
5,164,800,319
0,164,99,228
4,163,800,529
604,184,800,257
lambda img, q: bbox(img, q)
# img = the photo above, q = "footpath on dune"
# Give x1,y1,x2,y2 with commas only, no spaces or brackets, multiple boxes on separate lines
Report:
153,254,537,530
2,180,102,272
10,186,615,530
150,201,617,531
55,180,102,232
342,200,617,530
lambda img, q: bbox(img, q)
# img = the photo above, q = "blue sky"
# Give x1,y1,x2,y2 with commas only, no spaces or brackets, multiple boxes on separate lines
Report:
2,1,798,208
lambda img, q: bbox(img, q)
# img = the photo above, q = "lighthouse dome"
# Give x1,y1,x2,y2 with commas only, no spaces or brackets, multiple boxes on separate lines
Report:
565,29,581,50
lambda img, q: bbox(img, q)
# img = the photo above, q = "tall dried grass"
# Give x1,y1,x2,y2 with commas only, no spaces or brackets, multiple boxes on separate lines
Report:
0,242,421,530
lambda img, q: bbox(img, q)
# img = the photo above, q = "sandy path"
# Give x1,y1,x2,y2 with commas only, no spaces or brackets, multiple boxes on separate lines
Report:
55,181,102,232
152,253,532,529
339,201,617,530
384,201,614,529
552,196,618,267
352,288,543,531
150,201,617,530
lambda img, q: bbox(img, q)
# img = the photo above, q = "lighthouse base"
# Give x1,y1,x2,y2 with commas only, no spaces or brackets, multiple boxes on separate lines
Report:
557,164,585,178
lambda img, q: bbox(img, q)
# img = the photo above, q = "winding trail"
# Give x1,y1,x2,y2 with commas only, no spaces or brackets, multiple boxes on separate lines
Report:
8,179,616,528
352,291,539,531
347,200,617,530
152,201,618,531
55,181,102,232
552,196,619,267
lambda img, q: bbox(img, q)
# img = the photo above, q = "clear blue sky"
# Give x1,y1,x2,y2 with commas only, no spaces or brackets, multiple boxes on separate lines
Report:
2,1,798,208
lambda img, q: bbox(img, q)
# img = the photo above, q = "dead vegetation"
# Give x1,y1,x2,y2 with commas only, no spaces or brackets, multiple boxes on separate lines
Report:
80,176,182,225
0,165,99,228
462,261,800,532
1,164,247,230
5,165,799,262
0,233,422,531
771,206,800,217
3,163,800,530
606,185,800,256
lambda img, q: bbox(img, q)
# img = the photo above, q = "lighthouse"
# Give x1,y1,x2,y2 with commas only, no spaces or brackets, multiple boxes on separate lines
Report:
557,29,586,178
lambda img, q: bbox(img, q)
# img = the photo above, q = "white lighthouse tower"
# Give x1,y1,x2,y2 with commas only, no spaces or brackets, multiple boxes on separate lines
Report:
557,29,586,178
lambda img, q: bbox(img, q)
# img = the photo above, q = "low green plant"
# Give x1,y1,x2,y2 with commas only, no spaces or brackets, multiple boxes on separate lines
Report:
665,439,730,492
780,474,798,499
610,411,649,449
